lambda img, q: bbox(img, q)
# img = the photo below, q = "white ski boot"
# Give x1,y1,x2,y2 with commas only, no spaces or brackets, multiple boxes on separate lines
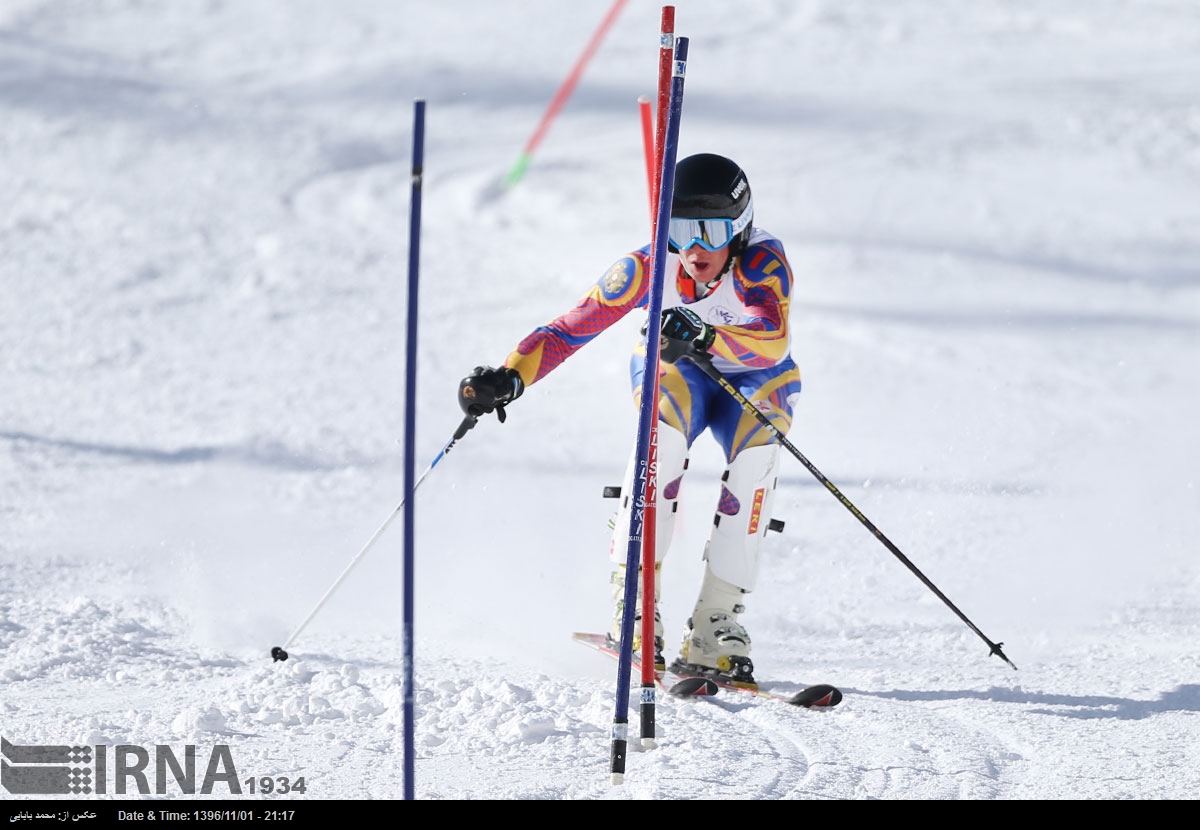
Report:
607,564,665,670
673,567,756,687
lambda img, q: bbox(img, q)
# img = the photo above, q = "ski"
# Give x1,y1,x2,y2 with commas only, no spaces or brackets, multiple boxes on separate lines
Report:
572,632,842,708
573,631,718,697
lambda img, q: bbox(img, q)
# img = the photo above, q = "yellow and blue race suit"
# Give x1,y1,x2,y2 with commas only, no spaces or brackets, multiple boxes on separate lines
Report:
504,228,800,466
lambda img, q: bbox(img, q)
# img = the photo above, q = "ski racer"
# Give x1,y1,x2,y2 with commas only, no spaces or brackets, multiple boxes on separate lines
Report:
456,153,799,689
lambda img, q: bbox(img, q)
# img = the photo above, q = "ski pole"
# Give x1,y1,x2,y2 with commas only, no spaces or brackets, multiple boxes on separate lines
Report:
684,352,1017,670
270,415,478,662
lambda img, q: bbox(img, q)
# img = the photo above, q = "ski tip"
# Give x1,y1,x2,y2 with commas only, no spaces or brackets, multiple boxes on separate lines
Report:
668,676,720,697
789,684,842,708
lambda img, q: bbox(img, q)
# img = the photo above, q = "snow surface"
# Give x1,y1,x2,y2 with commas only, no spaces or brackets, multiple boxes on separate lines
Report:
3,0,1200,803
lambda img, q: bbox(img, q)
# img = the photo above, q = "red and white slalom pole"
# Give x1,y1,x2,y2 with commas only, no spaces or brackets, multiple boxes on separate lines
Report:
636,4,675,750
611,31,688,787
638,96,654,223
504,0,630,187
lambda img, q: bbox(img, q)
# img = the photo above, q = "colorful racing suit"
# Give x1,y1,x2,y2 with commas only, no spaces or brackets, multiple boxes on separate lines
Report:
503,228,801,459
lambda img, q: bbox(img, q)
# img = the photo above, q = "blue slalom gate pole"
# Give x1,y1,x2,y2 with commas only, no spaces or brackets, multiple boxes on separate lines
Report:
271,101,477,797
268,100,468,671
609,36,688,786
403,98,425,802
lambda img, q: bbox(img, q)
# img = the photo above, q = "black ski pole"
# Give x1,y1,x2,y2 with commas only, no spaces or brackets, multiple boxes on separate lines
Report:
270,414,478,663
684,352,1016,670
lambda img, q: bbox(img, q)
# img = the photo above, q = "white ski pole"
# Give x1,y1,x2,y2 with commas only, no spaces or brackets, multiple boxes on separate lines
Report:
270,415,477,662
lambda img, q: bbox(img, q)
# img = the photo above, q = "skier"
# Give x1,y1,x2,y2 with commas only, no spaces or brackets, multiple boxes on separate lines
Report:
457,153,799,689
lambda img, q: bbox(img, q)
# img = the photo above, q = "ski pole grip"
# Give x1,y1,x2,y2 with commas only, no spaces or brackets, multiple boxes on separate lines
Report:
453,415,478,441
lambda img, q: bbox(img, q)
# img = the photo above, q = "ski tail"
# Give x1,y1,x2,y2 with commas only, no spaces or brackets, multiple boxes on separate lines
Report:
789,683,842,708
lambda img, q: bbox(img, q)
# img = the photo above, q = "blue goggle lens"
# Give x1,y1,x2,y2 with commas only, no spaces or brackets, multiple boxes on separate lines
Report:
668,218,734,252
667,198,753,252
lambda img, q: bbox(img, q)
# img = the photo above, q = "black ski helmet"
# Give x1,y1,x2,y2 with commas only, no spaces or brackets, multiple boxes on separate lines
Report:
670,153,754,255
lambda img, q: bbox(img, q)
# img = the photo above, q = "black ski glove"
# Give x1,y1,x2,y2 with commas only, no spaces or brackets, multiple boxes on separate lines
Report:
659,307,716,364
458,365,524,423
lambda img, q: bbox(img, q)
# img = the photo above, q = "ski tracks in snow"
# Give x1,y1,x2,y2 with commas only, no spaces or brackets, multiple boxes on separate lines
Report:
600,685,1027,800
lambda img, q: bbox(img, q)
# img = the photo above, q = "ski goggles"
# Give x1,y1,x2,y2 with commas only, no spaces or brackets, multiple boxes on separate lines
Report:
667,199,753,252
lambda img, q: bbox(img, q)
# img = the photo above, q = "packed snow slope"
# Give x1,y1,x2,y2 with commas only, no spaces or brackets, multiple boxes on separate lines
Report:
2,0,1199,801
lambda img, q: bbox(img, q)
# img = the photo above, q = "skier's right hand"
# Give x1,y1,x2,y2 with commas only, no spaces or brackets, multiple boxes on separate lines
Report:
457,365,524,423
660,307,716,364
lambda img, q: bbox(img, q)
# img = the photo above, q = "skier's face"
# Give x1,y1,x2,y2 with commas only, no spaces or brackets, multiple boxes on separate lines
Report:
679,244,731,283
